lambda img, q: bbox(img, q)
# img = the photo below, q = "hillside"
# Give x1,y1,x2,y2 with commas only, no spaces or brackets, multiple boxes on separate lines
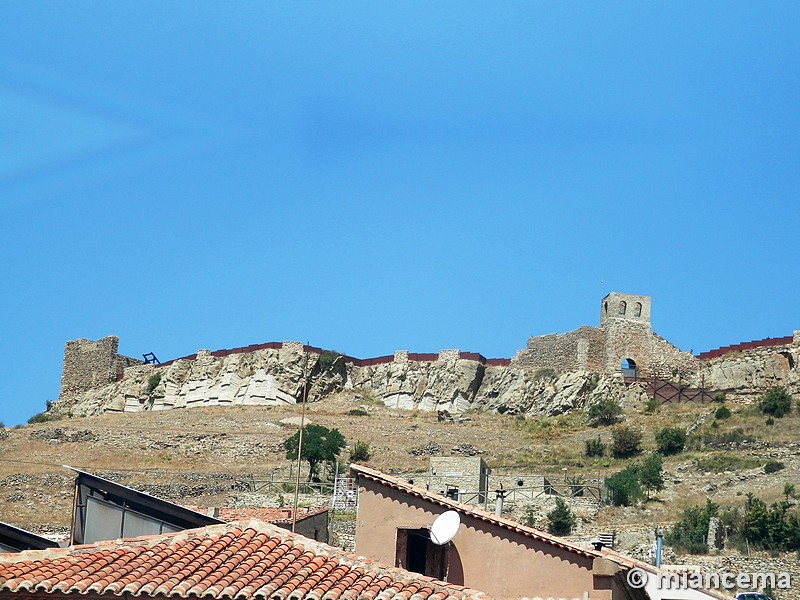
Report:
2,389,798,544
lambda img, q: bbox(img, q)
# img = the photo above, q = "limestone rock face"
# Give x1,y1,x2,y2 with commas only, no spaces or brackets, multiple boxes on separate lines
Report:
346,358,483,412
50,339,799,420
51,347,316,417
696,347,800,398
471,368,642,416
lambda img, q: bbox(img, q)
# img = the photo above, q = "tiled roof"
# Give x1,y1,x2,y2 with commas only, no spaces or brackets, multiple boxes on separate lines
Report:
0,520,490,600
351,464,600,559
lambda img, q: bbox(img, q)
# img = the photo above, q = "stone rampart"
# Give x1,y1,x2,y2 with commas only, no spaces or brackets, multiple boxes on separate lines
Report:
60,336,142,397
513,325,606,373
51,292,797,417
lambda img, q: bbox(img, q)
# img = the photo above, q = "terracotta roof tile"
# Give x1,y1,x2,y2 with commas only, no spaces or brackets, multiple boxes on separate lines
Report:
0,520,490,600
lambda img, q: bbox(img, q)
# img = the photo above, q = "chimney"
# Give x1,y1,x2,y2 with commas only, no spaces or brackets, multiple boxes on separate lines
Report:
207,507,220,518
495,485,507,516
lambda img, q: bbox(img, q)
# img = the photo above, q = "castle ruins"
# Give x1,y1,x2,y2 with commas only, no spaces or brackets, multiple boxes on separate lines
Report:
53,292,799,417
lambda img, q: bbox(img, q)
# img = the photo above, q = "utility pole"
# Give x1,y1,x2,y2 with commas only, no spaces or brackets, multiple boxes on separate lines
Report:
291,348,310,533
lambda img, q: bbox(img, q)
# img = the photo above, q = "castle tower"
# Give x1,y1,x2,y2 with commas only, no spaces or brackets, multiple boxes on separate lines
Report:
600,292,651,327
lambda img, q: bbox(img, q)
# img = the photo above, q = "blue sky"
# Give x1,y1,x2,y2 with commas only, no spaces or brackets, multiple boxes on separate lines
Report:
2,2,799,426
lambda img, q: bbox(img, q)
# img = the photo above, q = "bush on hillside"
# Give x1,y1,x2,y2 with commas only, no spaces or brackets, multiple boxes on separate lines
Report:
611,425,642,458
655,427,686,455
714,406,731,420
759,387,793,417
584,436,605,457
586,398,623,426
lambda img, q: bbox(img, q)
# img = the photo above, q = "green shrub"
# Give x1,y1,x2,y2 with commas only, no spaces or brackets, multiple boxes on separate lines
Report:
759,387,793,418
764,460,785,474
655,427,686,455
349,440,371,462
27,411,59,424
318,350,342,371
713,392,726,403
144,372,162,394
586,398,623,426
584,436,605,457
741,494,800,551
694,454,761,473
546,497,576,535
643,397,659,414
605,465,642,506
714,406,731,420
766,416,775,426
611,426,642,458
666,499,719,554
690,426,754,448
346,408,369,417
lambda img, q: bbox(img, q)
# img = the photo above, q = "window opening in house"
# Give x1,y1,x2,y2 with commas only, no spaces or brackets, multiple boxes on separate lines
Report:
618,301,627,316
634,302,642,317
445,487,459,501
395,528,447,580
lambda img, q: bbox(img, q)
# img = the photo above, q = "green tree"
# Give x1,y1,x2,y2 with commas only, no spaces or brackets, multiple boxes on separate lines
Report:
759,387,793,418
605,465,642,506
547,497,577,536
639,453,664,498
283,424,346,481
586,398,623,426
665,499,719,554
655,427,686,455
611,425,643,458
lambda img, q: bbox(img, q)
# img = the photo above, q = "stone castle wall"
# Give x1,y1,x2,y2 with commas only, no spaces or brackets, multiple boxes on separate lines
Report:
512,326,606,372
51,293,799,417
60,336,143,397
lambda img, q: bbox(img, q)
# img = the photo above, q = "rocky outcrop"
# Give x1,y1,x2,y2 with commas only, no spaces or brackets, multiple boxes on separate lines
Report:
49,331,800,419
52,346,314,418
471,368,646,415
345,357,484,412
694,344,800,398
51,346,646,420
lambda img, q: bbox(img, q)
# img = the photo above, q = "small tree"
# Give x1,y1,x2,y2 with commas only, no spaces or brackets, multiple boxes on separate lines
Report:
759,387,793,418
639,453,664,498
605,465,642,506
283,424,346,481
666,499,719,554
611,426,643,458
586,398,623,426
655,427,686,455
547,497,577,536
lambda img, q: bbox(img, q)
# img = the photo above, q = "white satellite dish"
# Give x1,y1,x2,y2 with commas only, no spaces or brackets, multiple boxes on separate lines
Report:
430,510,461,545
